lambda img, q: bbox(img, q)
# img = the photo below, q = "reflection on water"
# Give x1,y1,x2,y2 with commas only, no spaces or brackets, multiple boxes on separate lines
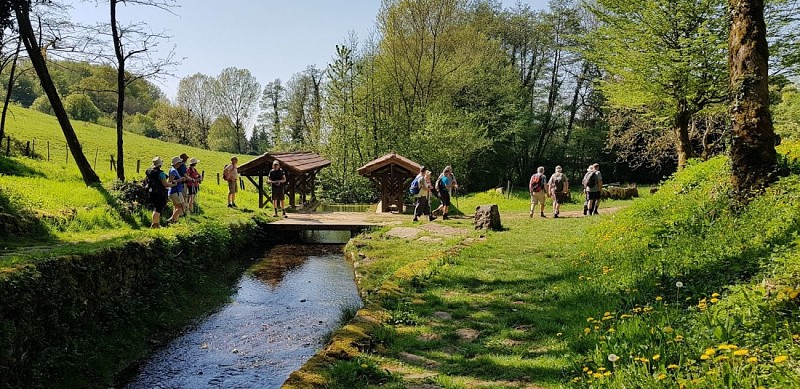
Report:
125,245,362,389
300,230,352,244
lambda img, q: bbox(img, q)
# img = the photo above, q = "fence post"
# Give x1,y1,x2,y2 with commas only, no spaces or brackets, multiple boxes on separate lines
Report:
65,144,68,164
239,177,244,190
217,172,220,185
136,159,140,174
110,155,115,171
25,141,29,156
47,141,50,161
6,136,10,155
93,148,98,169
32,139,35,155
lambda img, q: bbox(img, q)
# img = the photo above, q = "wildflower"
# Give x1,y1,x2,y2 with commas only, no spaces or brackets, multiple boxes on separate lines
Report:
734,349,749,356
603,311,611,317
710,298,719,304
704,348,716,356
620,314,632,319
603,371,612,377
668,364,680,369
608,328,616,333
715,356,729,362
587,317,594,323
675,281,683,288
774,355,789,364
602,315,614,321
663,326,674,333
584,328,591,334
674,335,684,342
608,354,619,362
700,355,711,361
747,357,758,364
657,373,667,380
583,366,590,372
712,292,720,298
598,367,606,372
361,364,368,368
572,377,581,382
556,332,563,337
593,372,603,379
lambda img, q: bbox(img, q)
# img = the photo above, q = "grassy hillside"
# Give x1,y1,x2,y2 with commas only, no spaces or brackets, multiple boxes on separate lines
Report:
0,105,262,253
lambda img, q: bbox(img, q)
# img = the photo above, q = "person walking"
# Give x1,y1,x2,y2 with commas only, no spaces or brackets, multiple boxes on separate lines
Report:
145,156,174,228
548,165,569,218
433,165,459,220
581,165,595,215
268,160,288,218
529,166,548,218
166,156,188,224
413,168,437,222
186,158,202,213
588,163,603,215
223,156,239,208
177,153,190,215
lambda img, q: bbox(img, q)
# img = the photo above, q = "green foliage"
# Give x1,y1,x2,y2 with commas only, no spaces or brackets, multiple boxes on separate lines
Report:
325,356,396,389
30,95,53,115
774,84,800,140
64,93,101,123
207,115,240,152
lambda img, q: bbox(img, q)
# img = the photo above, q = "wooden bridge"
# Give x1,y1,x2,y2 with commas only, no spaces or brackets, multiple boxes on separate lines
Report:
263,211,405,232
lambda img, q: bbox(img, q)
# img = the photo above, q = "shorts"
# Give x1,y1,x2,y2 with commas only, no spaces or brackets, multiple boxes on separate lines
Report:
187,186,199,195
150,193,167,214
439,190,451,207
554,192,568,205
272,185,284,201
227,180,238,194
530,191,546,206
169,192,186,208
588,191,601,200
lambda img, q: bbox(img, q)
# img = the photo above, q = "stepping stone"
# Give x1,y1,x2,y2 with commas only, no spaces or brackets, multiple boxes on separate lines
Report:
385,227,422,239
456,328,480,342
398,352,439,368
432,311,452,320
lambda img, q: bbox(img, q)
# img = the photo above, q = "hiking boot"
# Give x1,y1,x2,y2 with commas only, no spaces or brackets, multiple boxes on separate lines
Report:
150,223,160,229
227,203,233,208
413,217,419,222
429,215,437,221
583,206,587,215
442,214,450,220
273,212,278,217
529,211,533,218
540,212,545,218
553,214,558,218
231,203,238,208
283,212,288,218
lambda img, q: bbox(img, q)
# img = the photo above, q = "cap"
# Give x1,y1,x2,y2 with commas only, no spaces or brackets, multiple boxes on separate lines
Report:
171,156,182,165
190,158,199,165
152,157,162,167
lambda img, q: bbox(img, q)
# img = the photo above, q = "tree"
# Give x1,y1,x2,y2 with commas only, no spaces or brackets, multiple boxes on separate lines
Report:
729,0,776,200
176,73,216,148
586,0,729,169
257,78,286,148
64,93,101,122
12,1,100,185
207,115,241,153
213,67,260,153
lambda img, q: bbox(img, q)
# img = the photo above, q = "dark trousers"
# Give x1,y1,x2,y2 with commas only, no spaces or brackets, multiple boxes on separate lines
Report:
414,196,430,218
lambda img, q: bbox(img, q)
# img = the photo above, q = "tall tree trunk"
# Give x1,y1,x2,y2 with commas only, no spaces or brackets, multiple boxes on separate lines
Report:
14,4,100,185
729,0,776,201
0,37,21,141
111,0,126,180
674,101,695,169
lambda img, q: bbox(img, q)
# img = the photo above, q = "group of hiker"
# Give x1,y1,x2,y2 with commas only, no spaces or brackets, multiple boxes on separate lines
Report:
145,153,203,228
410,165,459,222
529,163,603,218
220,156,288,217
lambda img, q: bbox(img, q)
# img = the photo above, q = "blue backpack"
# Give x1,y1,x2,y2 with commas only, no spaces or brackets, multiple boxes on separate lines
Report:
409,176,421,195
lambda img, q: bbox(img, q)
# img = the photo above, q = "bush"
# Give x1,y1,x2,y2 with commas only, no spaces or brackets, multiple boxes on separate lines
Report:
30,95,54,116
64,94,102,123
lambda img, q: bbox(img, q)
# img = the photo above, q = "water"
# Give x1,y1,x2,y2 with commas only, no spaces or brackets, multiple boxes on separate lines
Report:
125,245,362,389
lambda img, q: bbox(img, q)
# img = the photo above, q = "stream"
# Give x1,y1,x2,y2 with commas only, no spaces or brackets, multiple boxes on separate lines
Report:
125,244,362,389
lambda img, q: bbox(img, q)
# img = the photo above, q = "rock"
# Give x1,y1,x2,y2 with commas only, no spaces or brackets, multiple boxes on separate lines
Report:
456,328,480,342
385,227,422,239
432,311,452,320
474,204,502,230
398,352,440,368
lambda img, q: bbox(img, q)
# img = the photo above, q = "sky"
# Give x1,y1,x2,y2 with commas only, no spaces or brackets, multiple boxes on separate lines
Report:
68,0,548,102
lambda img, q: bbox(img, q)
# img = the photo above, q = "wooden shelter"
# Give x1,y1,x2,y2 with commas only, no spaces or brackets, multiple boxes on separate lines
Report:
357,153,421,213
237,152,331,209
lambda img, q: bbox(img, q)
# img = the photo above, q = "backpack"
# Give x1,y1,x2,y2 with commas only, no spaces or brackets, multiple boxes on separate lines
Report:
583,171,597,188
144,167,162,193
530,173,544,192
409,176,421,195
552,173,565,193
222,164,230,181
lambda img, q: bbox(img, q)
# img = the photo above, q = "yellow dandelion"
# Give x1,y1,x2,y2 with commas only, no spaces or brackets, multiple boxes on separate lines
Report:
700,355,711,361
710,298,719,304
604,311,611,316
584,327,591,334
704,348,716,356
593,372,603,379
712,292,720,297
656,296,663,301
789,289,799,299
668,364,679,369
747,357,758,364
360,363,368,368
716,356,729,362
608,328,616,333
663,326,674,333
587,317,594,322
557,332,563,337
572,377,581,382
653,354,661,361
774,355,789,363
583,366,589,372
620,314,632,319
603,371,612,377
657,373,667,380
674,335,684,342
598,367,606,372
602,316,613,321
733,349,749,356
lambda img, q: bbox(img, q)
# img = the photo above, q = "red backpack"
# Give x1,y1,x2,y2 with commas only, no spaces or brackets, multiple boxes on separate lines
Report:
530,173,544,192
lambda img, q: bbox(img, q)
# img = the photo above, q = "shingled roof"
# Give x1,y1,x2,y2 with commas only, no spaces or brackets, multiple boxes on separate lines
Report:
357,153,421,177
237,152,331,176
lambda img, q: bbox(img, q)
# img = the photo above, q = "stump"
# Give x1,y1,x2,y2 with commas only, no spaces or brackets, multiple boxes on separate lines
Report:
474,204,502,230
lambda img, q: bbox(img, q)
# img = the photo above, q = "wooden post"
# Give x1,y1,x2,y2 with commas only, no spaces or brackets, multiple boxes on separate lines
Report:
93,148,98,168
110,155,115,171
216,172,220,185
258,175,263,208
47,141,50,161
239,177,244,190
65,144,69,164
25,141,29,156
136,159,140,174
5,136,9,155
506,181,511,199
32,139,35,155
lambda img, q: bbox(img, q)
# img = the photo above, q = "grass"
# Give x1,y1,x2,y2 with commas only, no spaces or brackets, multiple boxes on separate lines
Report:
311,145,800,388
0,104,271,259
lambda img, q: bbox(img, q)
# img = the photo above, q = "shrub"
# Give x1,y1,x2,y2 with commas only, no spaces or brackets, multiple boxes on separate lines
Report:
64,94,102,123
30,95,54,116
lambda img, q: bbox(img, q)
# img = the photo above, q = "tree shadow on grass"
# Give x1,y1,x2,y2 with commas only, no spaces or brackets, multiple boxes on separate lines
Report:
91,184,143,230
0,186,55,250
0,155,45,177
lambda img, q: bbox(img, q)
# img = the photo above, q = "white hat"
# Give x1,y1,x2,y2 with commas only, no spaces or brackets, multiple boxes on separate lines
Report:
190,158,199,165
171,156,182,165
152,157,162,167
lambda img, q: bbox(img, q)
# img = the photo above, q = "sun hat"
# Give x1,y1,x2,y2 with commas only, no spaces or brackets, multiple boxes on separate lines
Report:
171,156,182,165
152,157,162,167
190,158,199,165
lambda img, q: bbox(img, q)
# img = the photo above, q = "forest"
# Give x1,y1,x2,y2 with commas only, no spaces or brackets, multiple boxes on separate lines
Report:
1,0,797,199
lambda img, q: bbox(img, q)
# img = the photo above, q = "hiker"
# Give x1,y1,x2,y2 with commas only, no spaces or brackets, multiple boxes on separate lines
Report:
548,165,569,218
267,160,288,218
186,158,202,213
582,165,595,215
529,166,548,218
433,165,459,220
146,156,174,228
178,153,190,215
223,156,239,208
413,168,437,222
588,163,603,215
166,156,188,223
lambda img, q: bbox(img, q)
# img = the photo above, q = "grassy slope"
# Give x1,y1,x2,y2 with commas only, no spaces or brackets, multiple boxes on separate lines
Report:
316,147,800,388
0,105,263,258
